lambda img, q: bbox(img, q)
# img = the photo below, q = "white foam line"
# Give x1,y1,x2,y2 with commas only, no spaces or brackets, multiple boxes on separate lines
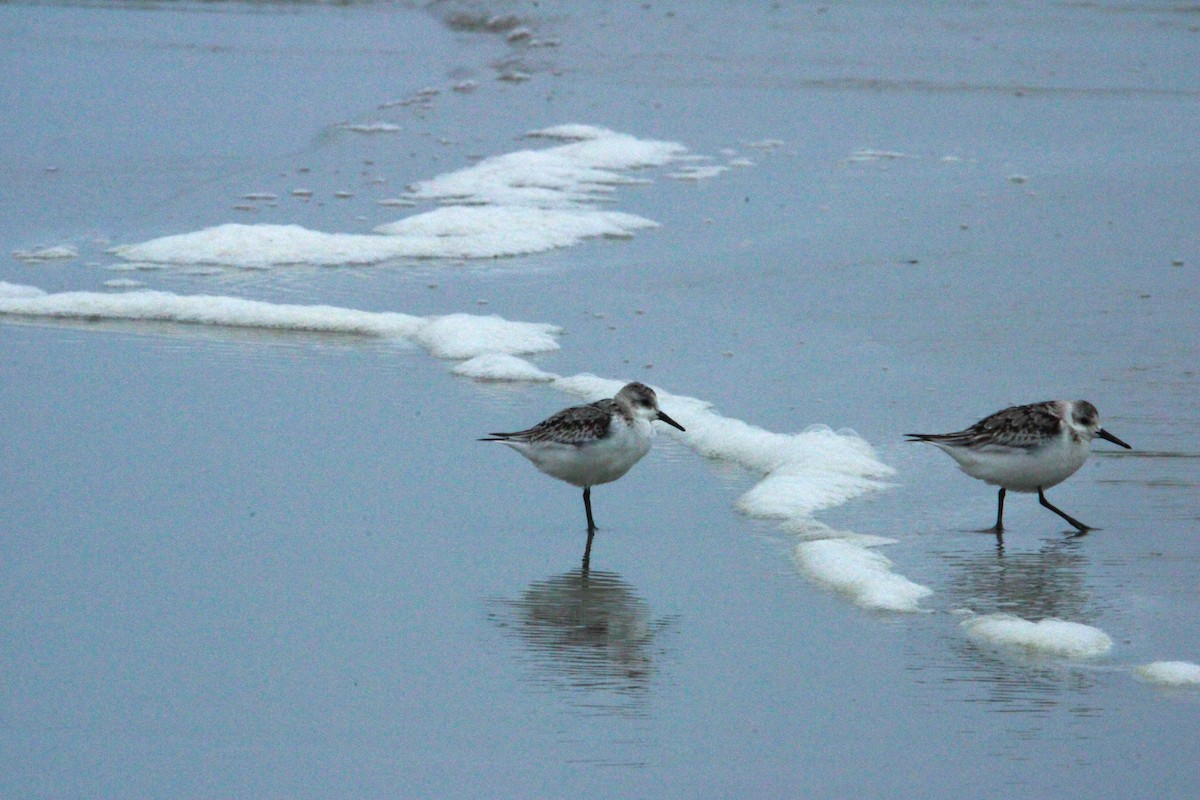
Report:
112,211,660,268
111,125,703,268
339,122,402,134
0,283,560,360
407,124,688,206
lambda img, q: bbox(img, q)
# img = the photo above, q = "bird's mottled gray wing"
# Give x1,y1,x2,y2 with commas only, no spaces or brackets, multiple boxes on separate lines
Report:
484,399,615,445
908,401,1062,450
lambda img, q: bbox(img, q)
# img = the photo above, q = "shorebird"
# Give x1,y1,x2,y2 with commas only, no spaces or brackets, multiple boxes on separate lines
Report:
906,400,1130,533
481,382,685,534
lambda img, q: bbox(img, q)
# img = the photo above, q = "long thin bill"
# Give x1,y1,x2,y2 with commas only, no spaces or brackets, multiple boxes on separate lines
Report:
657,410,686,432
1097,428,1132,449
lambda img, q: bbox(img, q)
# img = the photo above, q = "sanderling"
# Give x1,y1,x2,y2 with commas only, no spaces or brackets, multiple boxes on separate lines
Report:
481,382,685,534
906,400,1130,533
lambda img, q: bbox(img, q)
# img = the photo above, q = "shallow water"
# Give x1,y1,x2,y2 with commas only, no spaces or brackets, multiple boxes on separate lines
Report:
2,2,1199,797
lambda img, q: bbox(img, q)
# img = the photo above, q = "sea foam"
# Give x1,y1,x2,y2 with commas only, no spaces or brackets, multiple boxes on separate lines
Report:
1135,661,1200,687
452,353,557,382
407,125,687,206
961,613,1114,659
0,282,50,299
12,244,78,262
411,313,560,360
794,539,932,613
0,284,560,359
112,125,700,268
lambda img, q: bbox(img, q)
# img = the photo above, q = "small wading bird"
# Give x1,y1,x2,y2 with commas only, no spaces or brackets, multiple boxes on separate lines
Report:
906,400,1130,534
481,382,685,544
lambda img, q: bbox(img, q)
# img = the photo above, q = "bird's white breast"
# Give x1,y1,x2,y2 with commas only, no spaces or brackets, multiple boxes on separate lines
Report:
507,415,654,487
939,429,1092,492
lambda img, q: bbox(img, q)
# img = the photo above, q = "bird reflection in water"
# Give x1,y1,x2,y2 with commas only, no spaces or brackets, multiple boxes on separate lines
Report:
936,537,1111,713
946,536,1098,623
490,554,678,719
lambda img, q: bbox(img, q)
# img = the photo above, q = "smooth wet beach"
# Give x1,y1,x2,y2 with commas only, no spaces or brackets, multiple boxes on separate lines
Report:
2,3,1199,797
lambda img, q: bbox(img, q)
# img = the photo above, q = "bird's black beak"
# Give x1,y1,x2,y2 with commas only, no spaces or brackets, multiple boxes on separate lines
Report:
1097,428,1131,449
657,410,686,432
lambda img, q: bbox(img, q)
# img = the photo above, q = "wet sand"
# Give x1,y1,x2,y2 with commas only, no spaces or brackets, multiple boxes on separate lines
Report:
2,2,1198,797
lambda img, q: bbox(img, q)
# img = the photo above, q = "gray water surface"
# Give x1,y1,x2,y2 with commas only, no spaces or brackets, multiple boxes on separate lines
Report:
2,2,1198,798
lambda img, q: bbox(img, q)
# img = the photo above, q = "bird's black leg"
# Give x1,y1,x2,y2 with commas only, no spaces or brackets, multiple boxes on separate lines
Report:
583,486,597,532
976,487,1006,536
1038,488,1092,534
580,487,597,573
995,487,1006,532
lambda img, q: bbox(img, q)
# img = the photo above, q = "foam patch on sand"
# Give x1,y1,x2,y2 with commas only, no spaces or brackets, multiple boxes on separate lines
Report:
0,283,560,359
411,314,559,360
112,125,706,268
12,245,78,262
1135,661,1200,687
407,124,688,206
374,206,658,254
452,353,557,382
794,539,932,613
113,224,415,268
962,613,1114,660
114,210,658,267
781,518,898,547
